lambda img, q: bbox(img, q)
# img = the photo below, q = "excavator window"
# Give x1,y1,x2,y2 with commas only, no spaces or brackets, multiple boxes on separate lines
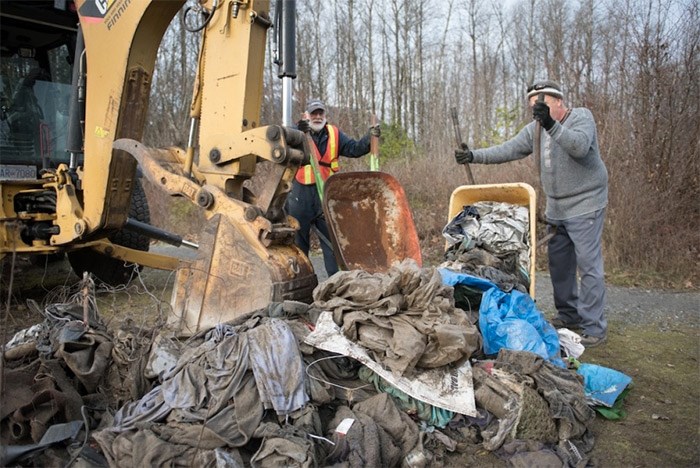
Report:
0,50,72,176
0,1,76,179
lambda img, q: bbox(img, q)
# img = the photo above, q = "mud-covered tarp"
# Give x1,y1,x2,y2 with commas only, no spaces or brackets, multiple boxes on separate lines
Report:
443,202,531,293
306,311,477,418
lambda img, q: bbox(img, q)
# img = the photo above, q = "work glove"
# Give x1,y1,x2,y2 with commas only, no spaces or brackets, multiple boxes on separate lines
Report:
455,143,473,164
532,101,556,131
369,124,381,138
297,118,310,133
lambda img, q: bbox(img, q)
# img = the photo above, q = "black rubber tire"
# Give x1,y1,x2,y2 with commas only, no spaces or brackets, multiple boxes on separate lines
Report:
29,252,66,265
68,178,151,285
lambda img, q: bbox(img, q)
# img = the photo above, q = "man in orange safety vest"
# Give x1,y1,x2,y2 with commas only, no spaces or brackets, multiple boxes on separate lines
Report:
286,98,380,277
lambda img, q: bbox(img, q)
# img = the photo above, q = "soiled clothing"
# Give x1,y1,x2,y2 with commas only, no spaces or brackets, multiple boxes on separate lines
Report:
471,108,608,221
313,259,481,377
494,349,596,467
247,319,309,414
105,318,307,436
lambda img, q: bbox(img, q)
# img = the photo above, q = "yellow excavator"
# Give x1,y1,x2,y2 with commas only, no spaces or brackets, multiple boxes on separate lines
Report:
0,0,318,334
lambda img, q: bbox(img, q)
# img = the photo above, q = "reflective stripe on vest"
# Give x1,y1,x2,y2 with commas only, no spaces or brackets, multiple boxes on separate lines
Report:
296,124,340,185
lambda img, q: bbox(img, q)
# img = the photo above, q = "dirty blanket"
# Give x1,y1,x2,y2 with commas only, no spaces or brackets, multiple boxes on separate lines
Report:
313,259,481,377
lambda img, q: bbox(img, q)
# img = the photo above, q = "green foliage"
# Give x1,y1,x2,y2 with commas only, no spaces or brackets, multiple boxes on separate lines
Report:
378,122,416,161
481,105,521,147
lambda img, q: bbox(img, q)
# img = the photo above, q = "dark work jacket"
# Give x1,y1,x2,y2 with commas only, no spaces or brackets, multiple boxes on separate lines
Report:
309,125,371,158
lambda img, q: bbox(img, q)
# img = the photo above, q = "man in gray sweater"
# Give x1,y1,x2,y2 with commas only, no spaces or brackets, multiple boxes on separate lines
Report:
455,80,609,347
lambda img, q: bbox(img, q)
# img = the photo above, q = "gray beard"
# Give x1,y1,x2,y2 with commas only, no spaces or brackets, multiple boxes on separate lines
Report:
310,119,326,132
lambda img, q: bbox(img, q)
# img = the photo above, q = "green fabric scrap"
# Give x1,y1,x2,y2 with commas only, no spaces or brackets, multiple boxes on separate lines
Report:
594,387,631,420
357,367,454,428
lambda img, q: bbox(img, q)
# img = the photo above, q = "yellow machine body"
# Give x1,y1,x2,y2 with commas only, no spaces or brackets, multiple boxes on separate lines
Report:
0,0,316,334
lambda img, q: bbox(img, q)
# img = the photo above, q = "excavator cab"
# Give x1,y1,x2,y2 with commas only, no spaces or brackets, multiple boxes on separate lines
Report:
0,1,154,284
0,2,76,174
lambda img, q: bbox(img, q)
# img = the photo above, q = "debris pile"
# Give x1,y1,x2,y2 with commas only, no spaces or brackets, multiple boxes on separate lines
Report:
2,201,632,467
443,201,531,294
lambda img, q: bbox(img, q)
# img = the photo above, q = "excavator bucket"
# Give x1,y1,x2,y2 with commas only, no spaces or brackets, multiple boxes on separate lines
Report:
322,172,422,272
170,213,317,335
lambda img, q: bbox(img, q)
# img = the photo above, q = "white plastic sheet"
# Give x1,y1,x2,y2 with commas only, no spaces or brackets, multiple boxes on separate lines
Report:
305,312,477,417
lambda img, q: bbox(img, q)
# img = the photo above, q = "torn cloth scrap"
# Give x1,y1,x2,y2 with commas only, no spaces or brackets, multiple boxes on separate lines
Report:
313,259,480,377
103,317,307,435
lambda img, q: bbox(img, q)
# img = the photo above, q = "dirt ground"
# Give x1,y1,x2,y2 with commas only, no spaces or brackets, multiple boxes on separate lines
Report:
2,250,699,467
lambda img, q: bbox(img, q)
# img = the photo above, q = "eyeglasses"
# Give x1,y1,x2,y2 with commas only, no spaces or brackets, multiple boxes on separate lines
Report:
527,80,563,94
527,82,549,93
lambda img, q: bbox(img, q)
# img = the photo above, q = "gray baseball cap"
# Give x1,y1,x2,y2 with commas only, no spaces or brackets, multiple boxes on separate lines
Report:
306,99,326,113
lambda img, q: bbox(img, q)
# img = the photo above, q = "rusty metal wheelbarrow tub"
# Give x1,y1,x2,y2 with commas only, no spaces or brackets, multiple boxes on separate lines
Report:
322,171,422,273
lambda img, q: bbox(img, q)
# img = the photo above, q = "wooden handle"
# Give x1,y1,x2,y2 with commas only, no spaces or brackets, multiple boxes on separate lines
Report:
370,113,378,155
450,107,475,185
533,93,545,170
533,93,546,224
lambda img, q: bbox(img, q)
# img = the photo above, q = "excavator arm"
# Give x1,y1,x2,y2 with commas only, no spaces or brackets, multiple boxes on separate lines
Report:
106,0,317,334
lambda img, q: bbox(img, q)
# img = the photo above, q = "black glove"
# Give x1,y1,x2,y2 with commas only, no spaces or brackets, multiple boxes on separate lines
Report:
297,119,310,133
369,124,381,138
455,142,473,164
532,101,555,131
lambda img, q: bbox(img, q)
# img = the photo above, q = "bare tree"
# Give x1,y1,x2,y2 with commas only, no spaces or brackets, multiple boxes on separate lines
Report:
145,10,200,148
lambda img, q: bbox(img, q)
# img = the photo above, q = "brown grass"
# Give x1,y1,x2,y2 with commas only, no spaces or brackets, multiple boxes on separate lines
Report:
141,179,206,245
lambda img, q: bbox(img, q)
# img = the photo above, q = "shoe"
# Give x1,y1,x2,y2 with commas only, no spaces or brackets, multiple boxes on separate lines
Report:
550,317,582,330
581,334,607,348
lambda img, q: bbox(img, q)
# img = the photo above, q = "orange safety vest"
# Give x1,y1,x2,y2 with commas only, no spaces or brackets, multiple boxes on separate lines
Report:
295,124,340,185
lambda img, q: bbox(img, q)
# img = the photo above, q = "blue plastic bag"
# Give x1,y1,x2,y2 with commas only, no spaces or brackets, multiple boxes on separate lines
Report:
577,363,633,407
440,269,563,367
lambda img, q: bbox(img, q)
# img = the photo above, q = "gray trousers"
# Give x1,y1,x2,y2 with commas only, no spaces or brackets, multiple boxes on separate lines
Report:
547,208,607,337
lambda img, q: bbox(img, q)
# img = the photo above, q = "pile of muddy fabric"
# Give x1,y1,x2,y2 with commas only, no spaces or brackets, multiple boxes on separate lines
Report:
2,260,601,467
1,300,154,466
443,201,531,295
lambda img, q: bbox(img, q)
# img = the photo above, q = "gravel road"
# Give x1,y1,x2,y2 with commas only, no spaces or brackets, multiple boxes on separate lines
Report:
533,271,699,326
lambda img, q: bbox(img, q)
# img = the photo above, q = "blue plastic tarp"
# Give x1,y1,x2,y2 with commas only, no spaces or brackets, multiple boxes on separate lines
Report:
577,363,633,407
439,269,563,367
